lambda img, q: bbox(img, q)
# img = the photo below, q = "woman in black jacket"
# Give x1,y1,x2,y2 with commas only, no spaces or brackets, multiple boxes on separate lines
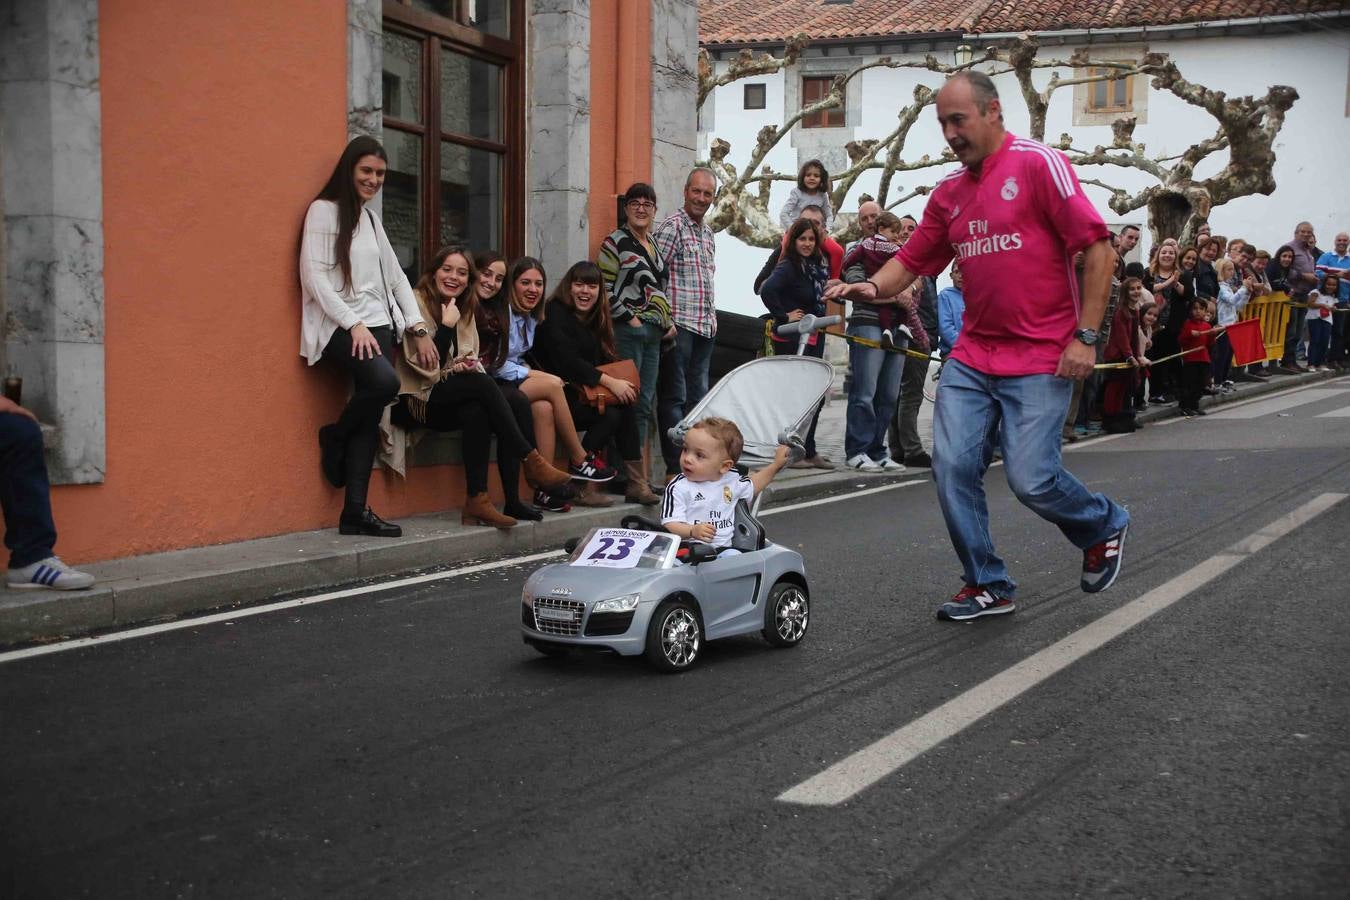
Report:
533,262,659,506
760,218,830,465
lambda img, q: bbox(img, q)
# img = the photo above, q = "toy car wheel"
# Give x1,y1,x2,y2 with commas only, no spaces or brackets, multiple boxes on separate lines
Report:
763,580,809,647
645,598,702,672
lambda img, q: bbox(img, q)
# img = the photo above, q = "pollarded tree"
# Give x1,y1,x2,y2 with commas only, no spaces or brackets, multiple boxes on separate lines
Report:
699,35,1299,247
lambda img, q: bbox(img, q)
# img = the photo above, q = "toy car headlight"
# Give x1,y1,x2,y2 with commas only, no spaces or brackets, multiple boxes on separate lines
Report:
521,583,533,606
592,593,641,614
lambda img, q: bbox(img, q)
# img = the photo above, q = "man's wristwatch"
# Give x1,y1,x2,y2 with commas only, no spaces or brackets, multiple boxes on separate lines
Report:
1073,328,1099,346
408,325,429,338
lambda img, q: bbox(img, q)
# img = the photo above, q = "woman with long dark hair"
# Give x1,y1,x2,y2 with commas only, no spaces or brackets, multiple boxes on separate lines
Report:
390,246,572,528
478,257,616,511
760,217,830,464
301,136,437,537
533,262,659,506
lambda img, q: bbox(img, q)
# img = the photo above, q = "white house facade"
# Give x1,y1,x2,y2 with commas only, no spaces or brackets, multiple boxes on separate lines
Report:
698,8,1350,315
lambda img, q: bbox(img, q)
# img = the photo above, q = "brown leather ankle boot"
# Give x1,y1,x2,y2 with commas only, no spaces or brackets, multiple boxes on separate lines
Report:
461,493,517,529
624,460,659,506
574,481,615,507
523,449,572,490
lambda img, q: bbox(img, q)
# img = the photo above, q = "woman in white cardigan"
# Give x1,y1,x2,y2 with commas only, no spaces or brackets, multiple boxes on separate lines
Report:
300,136,437,538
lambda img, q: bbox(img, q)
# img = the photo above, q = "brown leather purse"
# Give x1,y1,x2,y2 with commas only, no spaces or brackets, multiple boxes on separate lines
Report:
579,359,640,413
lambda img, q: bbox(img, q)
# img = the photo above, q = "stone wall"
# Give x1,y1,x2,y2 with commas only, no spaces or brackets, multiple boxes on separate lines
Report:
649,0,699,213
0,0,105,483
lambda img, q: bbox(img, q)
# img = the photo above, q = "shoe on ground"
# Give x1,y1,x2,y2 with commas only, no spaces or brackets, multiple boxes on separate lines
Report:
533,489,572,513
845,453,883,473
7,556,96,591
1082,524,1128,593
937,585,1015,621
904,451,933,468
569,452,616,482
318,424,345,488
876,456,906,472
1194,408,1207,416
339,507,402,538
807,454,835,470
503,500,543,522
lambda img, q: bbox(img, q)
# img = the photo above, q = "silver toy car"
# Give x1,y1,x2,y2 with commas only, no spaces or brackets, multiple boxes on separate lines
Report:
520,323,840,671
520,507,810,671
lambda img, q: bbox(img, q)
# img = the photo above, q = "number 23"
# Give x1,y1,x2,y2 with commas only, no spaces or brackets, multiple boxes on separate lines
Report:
587,537,636,561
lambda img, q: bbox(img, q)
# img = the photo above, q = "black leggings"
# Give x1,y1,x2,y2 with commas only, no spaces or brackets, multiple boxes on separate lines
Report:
1179,362,1208,412
408,371,534,497
569,394,641,461
322,325,398,512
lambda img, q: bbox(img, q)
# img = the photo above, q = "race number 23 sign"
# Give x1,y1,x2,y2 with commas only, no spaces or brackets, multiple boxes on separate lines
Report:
570,529,659,569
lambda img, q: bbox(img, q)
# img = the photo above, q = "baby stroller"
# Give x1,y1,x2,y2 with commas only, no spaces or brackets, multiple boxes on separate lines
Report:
667,314,840,511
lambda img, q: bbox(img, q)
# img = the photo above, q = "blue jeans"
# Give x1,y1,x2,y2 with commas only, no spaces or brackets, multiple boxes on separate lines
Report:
0,413,58,569
1307,318,1332,367
845,324,904,460
657,327,716,473
932,359,1129,598
615,321,664,443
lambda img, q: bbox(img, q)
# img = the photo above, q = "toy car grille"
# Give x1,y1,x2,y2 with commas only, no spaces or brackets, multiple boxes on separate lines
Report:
532,597,585,636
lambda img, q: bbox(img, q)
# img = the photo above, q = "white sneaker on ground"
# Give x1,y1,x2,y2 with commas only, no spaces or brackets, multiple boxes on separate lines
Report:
7,556,96,591
845,453,884,473
876,457,907,472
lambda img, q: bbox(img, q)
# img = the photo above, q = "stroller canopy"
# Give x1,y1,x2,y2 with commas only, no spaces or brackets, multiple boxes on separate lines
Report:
676,355,835,464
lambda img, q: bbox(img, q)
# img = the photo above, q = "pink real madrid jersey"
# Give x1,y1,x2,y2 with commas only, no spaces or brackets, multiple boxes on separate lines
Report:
897,133,1110,376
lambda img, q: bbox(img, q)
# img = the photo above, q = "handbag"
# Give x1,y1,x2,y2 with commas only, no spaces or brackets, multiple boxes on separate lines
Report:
579,359,640,413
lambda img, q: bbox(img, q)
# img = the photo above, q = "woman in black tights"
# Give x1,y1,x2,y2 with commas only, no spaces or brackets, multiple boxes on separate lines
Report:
393,246,571,527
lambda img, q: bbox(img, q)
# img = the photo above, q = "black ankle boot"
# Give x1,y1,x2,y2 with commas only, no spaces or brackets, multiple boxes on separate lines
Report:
503,500,543,522
339,507,402,537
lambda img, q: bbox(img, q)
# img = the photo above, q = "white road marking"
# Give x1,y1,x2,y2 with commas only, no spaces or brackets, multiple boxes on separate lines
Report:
0,479,930,664
1204,388,1350,420
776,492,1347,807
1315,404,1350,418
0,550,565,664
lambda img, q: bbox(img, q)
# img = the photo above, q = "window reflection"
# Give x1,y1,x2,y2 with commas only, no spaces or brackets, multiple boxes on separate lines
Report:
440,142,501,251
441,50,501,142
384,131,423,280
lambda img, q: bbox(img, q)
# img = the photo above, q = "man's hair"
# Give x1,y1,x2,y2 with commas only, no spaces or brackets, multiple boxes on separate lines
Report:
899,214,918,226
690,417,743,463
685,167,716,189
801,204,824,217
1228,237,1245,251
948,70,1000,113
1121,224,1141,235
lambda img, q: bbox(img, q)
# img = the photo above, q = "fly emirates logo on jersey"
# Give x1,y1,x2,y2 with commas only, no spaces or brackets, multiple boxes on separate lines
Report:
950,217,1023,262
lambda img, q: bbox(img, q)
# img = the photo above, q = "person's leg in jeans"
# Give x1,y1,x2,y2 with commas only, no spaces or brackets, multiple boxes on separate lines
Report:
0,413,58,569
657,338,686,477
1282,306,1308,366
844,324,883,460
1211,333,1233,384
1329,307,1348,364
617,323,661,445
321,325,399,516
889,353,932,463
1307,318,1331,367
870,346,904,461
681,328,715,407
931,360,1011,596
997,372,1129,549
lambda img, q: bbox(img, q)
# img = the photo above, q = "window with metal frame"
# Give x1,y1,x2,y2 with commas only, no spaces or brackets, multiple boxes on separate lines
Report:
382,0,524,281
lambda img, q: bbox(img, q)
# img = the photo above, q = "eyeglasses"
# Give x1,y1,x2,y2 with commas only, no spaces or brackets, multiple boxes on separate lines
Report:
626,200,656,211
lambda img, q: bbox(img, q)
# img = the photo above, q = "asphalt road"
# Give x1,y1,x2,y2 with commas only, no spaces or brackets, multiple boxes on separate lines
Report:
3,378,1349,899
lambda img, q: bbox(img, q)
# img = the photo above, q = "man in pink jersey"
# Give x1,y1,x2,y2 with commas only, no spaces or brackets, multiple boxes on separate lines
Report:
827,71,1129,621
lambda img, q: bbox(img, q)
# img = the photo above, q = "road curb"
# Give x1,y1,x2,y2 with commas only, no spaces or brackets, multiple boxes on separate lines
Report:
0,466,912,648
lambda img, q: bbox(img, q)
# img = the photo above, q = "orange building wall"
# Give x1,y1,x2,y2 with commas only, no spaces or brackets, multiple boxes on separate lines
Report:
588,0,653,254
50,1,655,564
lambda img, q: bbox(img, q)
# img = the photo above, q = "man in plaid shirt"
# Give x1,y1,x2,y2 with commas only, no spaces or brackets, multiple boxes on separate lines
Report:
654,168,718,472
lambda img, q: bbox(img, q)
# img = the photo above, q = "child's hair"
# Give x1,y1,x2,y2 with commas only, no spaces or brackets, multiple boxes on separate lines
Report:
690,417,744,464
1254,249,1270,263
797,158,831,193
1122,276,1144,296
875,211,903,233
1324,273,1341,294
1215,258,1235,281
1139,301,1158,325
1190,298,1208,314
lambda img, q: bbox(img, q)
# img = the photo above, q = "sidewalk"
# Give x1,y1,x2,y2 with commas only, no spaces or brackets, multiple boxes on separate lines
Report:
0,365,1333,647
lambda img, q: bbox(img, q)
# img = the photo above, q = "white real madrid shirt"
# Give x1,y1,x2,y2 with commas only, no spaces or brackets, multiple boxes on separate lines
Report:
661,472,755,549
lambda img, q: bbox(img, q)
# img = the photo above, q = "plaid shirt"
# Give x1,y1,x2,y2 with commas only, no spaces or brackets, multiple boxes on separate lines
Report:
653,208,717,337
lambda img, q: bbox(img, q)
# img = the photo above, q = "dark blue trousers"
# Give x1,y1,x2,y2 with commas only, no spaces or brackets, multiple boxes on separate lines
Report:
0,413,57,568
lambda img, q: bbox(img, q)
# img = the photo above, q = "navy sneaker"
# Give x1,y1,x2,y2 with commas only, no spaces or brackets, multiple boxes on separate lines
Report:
937,585,1015,621
532,489,572,513
569,451,617,482
1081,523,1128,593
